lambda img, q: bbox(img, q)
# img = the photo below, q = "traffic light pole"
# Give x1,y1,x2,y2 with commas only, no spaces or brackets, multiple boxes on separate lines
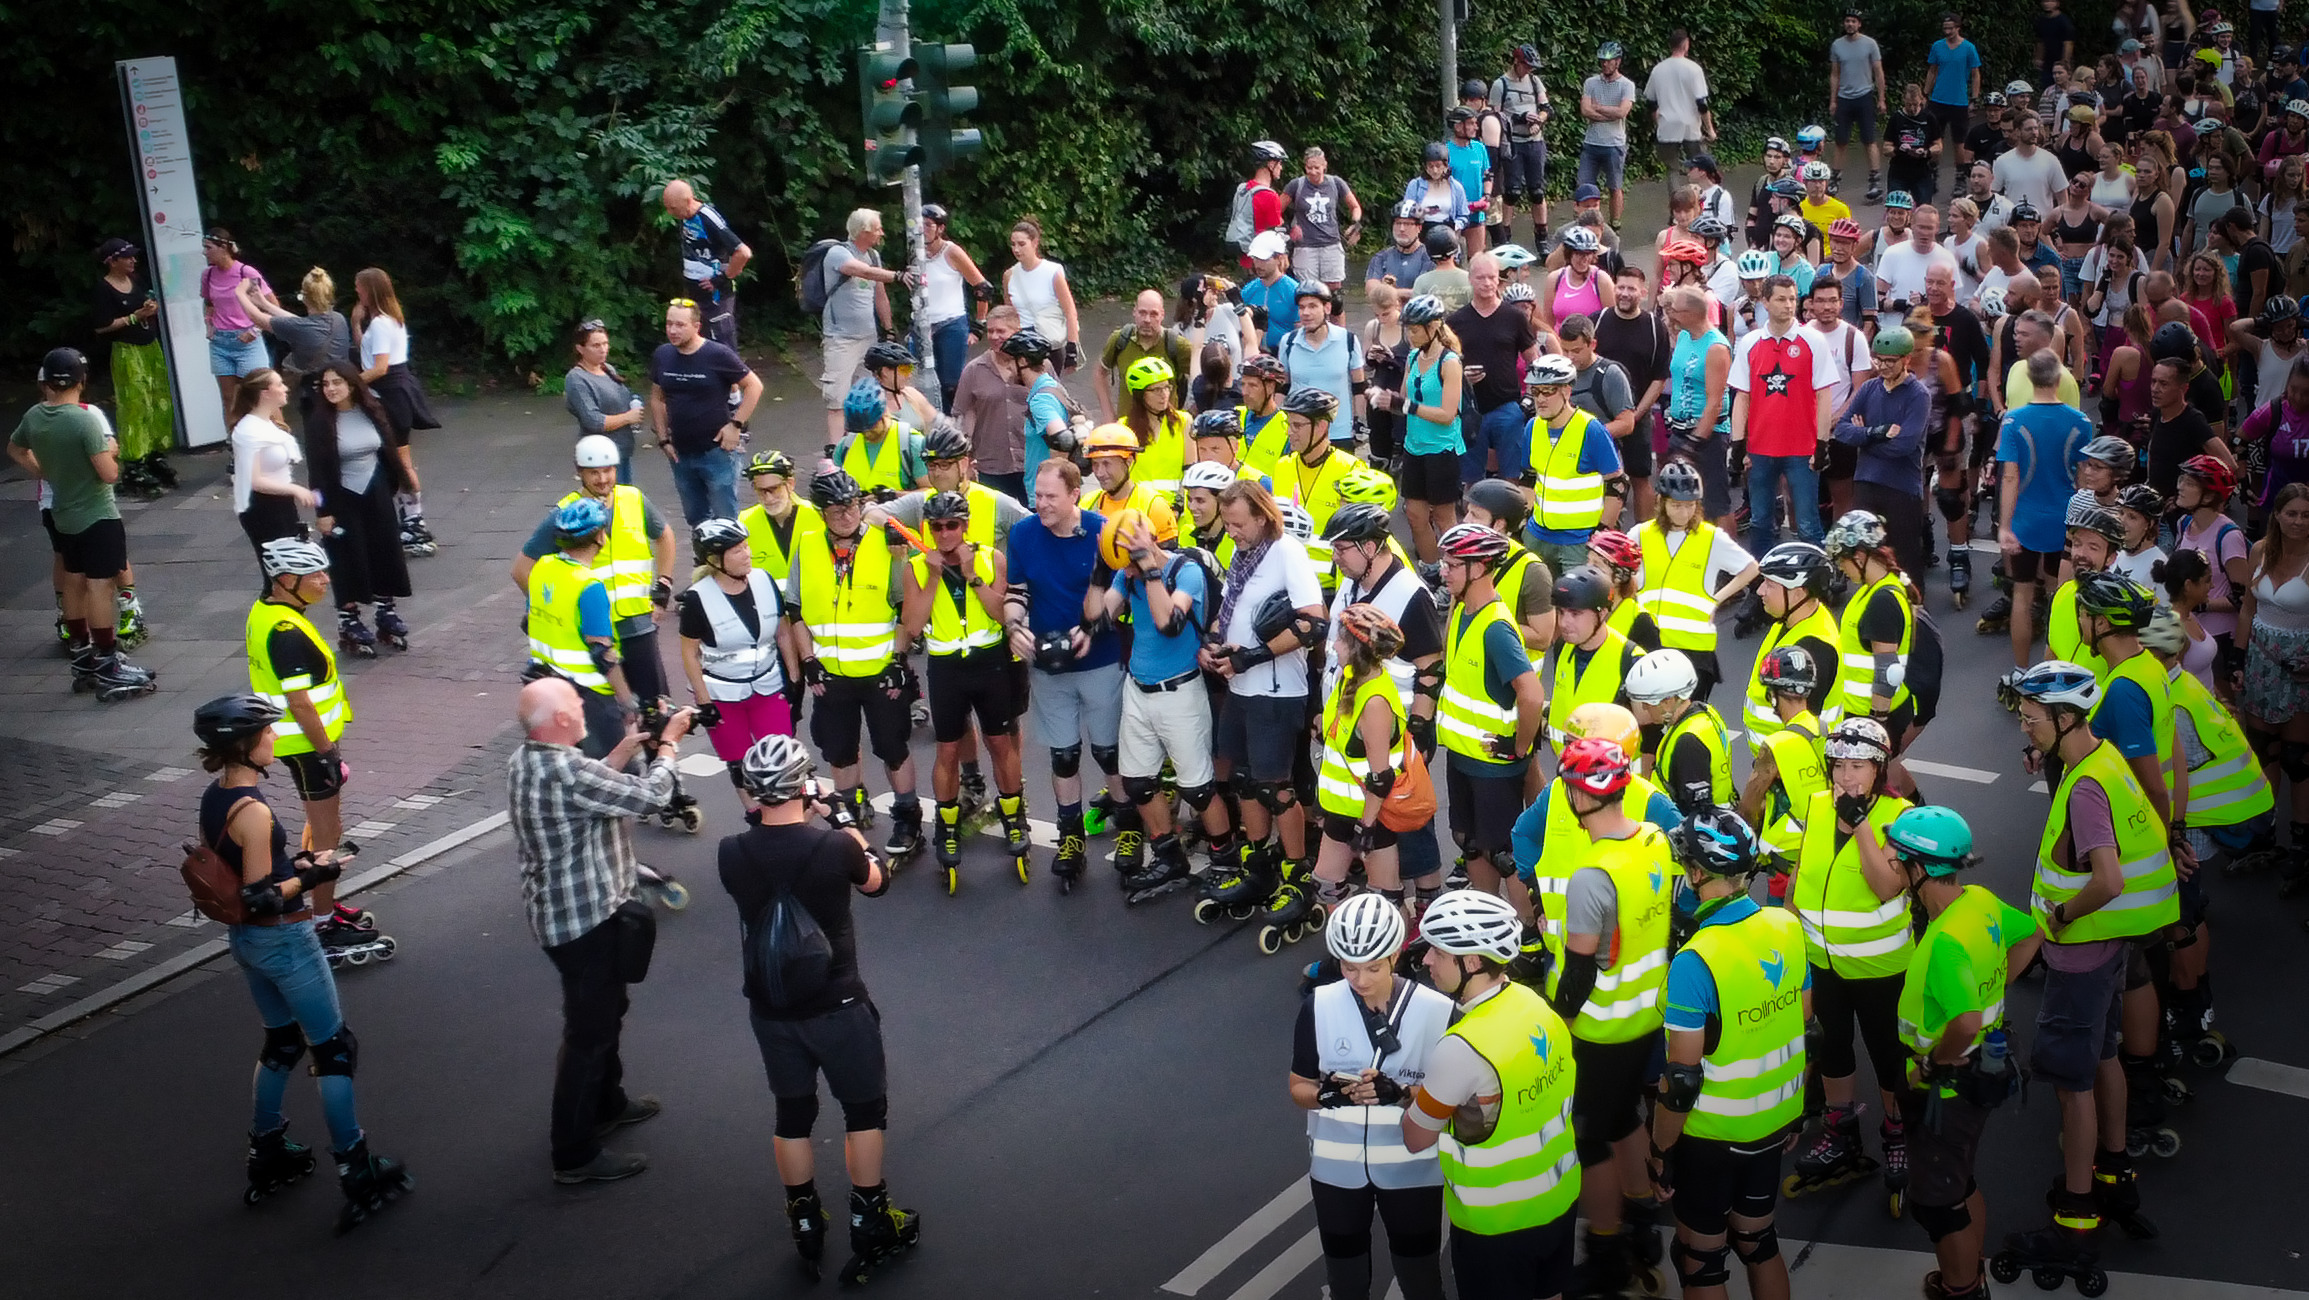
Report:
875,0,937,408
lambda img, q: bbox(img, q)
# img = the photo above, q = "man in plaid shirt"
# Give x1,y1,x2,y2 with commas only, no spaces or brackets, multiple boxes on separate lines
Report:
507,677,692,1184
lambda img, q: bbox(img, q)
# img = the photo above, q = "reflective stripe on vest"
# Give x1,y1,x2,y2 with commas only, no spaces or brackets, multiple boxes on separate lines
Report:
2034,741,2181,940
1274,447,1363,584
1440,599,1519,758
1792,791,1915,976
1545,829,1676,1041
1897,885,2014,1059
1837,574,1913,717
1318,671,1409,817
1634,520,1723,649
912,547,1005,656
738,499,823,588
1758,714,1826,859
245,599,351,754
797,528,898,676
694,570,785,702
1435,982,1582,1232
1526,408,1606,533
1545,627,1632,751
1745,603,1839,750
2168,662,2274,825
1307,979,1452,1190
524,553,614,694
1658,704,1735,806
1532,775,1665,943
557,485,656,618
1682,907,1810,1143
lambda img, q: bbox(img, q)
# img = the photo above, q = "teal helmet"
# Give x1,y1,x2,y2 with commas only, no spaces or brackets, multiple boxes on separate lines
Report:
1884,805,1981,877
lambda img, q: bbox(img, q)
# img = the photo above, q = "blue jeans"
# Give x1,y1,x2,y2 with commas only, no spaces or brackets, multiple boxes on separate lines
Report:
1461,402,1532,485
1745,452,1824,554
930,315,971,414
1577,143,1628,193
231,920,364,1151
668,446,738,529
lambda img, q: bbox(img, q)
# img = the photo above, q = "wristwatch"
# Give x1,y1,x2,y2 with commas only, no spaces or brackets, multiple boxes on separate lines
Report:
728,418,749,433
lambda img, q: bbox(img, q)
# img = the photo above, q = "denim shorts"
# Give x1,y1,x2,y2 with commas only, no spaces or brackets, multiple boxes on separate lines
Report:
209,329,270,377
1577,143,1628,193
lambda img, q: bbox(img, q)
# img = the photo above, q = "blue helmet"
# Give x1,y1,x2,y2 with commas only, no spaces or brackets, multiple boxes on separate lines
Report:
554,496,611,545
843,376,886,432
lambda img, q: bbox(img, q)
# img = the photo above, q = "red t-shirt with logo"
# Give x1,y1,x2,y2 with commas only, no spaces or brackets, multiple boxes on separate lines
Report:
1729,325,1838,457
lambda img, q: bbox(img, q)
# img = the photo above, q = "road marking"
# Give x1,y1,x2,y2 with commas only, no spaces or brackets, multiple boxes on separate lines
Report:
1779,1236,2309,1297
1903,759,2000,784
2029,780,2048,794
15,974,80,996
2229,1056,2309,1100
144,765,194,782
29,819,82,836
675,752,727,778
94,941,153,961
1223,1229,1322,1300
89,791,141,809
1161,1181,1312,1295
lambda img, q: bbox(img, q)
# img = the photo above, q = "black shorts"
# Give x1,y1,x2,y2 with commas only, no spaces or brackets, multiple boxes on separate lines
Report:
1832,95,1880,145
1215,691,1306,782
1445,761,1524,855
1572,1034,1654,1162
1615,427,1655,479
1901,1086,1989,1209
811,672,914,769
1403,449,1465,506
54,516,127,580
1668,1129,1793,1235
1501,140,1549,203
1322,810,1399,849
751,1000,886,1106
2005,546,2064,585
928,649,1017,742
1673,434,1733,518
1809,964,1907,1090
279,750,347,802
1450,1213,1574,1300
617,625,668,703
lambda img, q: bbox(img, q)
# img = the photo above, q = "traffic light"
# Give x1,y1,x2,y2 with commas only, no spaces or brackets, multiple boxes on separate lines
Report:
914,44,983,175
858,48,921,186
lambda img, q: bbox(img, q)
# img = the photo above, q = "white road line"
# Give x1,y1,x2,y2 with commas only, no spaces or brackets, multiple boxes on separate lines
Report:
1223,1229,1323,1300
1161,1181,1311,1296
2029,780,2049,794
1774,1237,2309,1298
2229,1056,2309,1101
1903,759,2001,784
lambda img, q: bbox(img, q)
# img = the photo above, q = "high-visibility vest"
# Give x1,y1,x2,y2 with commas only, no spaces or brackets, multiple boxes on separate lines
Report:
1318,671,1409,818
1657,703,1734,806
1606,594,1644,642
1496,549,1543,639
1180,515,1238,570
1681,906,1810,1143
1897,884,2013,1060
1792,791,1915,977
2035,740,2180,941
2045,580,2109,682
1531,774,1666,943
1758,712,1827,860
556,485,656,619
1134,410,1189,500
1082,479,1180,542
1837,573,1913,718
245,599,352,754
910,546,1005,657
1440,599,1520,760
796,528,899,677
1544,828,1676,1042
525,552,614,695
838,427,920,495
737,499,823,587
691,570,785,701
1745,602,1839,749
1633,519,1725,650
905,481,1007,549
1273,446,1365,586
1435,982,1582,1234
2166,665,2274,826
1239,404,1291,473
1524,407,1607,533
2094,651,2175,779
1307,978,1453,1190
1546,628,1632,751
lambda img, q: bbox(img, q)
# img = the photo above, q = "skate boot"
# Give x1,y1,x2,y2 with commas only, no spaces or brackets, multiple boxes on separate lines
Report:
316,917,397,967
1947,550,1971,610
331,1138,415,1233
1975,592,2013,635
1864,170,1884,204
2177,978,2237,1067
1923,1268,1991,1299
786,1186,830,1281
144,453,179,489
2093,1146,2157,1239
330,901,378,932
1571,1226,1653,1300
114,588,147,648
243,1123,317,1204
1255,858,1326,954
1051,812,1088,894
399,516,438,557
845,785,877,833
1782,1104,1878,1198
2224,830,2287,875
55,594,72,654
72,649,157,702
1881,1114,1908,1218
1622,1194,1665,1269
1990,1187,2106,1295
117,457,165,501
373,603,409,651
338,611,378,659
1085,787,1129,838
958,766,990,823
655,778,703,834
882,800,924,864
1123,833,1193,904
1112,819,1145,883
998,793,1031,884
636,862,690,909
838,1184,921,1286
1191,833,1260,922
2121,1052,2181,1158
934,800,964,896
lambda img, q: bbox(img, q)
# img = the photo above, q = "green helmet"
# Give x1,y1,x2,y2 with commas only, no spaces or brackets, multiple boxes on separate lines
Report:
1884,805,1980,877
1870,324,1916,357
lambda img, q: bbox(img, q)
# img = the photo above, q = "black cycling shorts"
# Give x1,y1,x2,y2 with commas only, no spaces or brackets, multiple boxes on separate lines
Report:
811,672,914,769
1402,449,1466,506
1449,1213,1574,1300
1809,963,1907,1089
752,1000,886,1108
1446,761,1523,855
1572,1034,1654,1162
55,516,128,580
1321,810,1399,849
280,750,347,802
927,648,1018,743
1668,1129,1793,1235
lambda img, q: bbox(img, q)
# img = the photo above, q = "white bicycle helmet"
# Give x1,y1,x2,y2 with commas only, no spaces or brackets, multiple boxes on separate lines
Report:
1624,649,1701,705
1419,889,1522,962
574,434,620,469
740,734,816,804
1278,498,1315,542
2137,604,2189,656
1327,892,1408,963
259,536,331,578
1183,460,1239,493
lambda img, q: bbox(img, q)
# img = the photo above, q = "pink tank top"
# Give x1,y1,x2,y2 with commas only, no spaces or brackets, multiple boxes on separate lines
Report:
1551,267,1605,322
2114,347,2154,426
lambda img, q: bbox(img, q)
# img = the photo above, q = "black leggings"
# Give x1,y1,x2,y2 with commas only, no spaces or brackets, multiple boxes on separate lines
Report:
1810,963,1907,1095
1310,1178,1445,1259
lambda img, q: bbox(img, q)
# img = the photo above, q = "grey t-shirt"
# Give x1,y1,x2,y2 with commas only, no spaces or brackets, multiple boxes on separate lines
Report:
1571,356,1635,430
1492,73,1550,142
336,408,384,495
1582,73,1635,148
1831,35,1882,100
1283,176,1352,247
823,242,881,340
1366,244,1437,289
271,310,352,381
1565,866,1621,957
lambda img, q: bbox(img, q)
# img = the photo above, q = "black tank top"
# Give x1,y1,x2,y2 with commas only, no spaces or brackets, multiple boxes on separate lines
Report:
200,781,295,885
2052,207,2102,247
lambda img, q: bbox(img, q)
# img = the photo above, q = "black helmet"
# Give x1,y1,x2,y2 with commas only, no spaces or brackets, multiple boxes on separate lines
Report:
1672,806,1761,878
922,419,972,462
1193,409,1241,440
1033,628,1080,671
1756,541,1832,597
1445,106,1477,126
2149,320,2199,363
922,490,970,523
1461,78,1489,99
1422,141,1450,166
1323,501,1395,545
693,516,750,565
1757,644,1818,694
810,466,862,508
1252,589,1299,643
194,694,284,748
1656,459,1703,502
745,449,797,481
1422,226,1460,259
1000,327,1053,362
2115,484,2164,518
2074,570,2159,630
2262,294,2303,326
1466,478,1531,531
1280,386,1339,421
1401,293,1448,326
1552,565,1614,613
864,339,917,372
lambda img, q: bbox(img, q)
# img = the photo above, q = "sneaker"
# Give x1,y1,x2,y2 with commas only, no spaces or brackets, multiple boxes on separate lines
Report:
594,1094,662,1138
553,1150,650,1184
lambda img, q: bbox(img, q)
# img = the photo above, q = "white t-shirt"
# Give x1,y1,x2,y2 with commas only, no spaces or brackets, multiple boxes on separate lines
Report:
1800,319,1874,419
1974,264,2027,315
1992,147,2069,218
362,314,410,366
230,413,302,515
1223,534,1325,698
2108,546,2165,586
1643,57,1711,143
1875,240,1959,304
1631,524,1754,595
1944,232,1990,301
1964,191,2014,237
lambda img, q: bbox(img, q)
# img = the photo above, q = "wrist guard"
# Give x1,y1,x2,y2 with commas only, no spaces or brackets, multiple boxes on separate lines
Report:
1352,820,1385,855
1228,643,1278,673
1316,1076,1359,1108
650,576,674,610
1487,733,1524,761
1835,792,1875,828
1368,1073,1407,1106
239,879,296,918
694,701,724,730
800,657,829,689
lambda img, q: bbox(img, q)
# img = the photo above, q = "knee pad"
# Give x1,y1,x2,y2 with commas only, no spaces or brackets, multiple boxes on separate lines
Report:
1177,782,1216,815
1487,848,1518,881
1911,1197,1973,1243
1671,1238,1733,1289
773,1093,821,1140
1121,775,1164,807
258,1023,307,1074
307,1026,359,1079
2280,741,2309,782
1575,1124,1616,1168
840,1095,889,1133
1049,744,1083,779
1090,743,1120,775
1934,485,1968,523
1256,779,1298,814
726,760,746,790
1728,1223,1780,1266
1232,769,1266,803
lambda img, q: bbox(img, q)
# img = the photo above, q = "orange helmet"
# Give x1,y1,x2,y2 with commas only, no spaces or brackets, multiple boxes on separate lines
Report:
1084,423,1140,459
1337,603,1406,659
1661,237,1708,266
1098,505,1176,570
1565,701,1641,761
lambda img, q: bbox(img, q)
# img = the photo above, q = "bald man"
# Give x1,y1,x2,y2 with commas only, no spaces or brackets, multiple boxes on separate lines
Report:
662,179,752,351
1095,288,1196,419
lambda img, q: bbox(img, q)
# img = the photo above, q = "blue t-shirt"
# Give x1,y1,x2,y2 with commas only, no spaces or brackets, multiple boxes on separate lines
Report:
1511,782,1684,886
1025,375,1071,488
1521,414,1625,545
1996,402,2093,554
1926,38,1981,106
576,582,614,640
1664,895,1815,1032
2089,674,2160,759
1447,139,1491,215
1124,555,1210,684
1241,273,1302,353
1446,618,1536,777
1005,511,1121,671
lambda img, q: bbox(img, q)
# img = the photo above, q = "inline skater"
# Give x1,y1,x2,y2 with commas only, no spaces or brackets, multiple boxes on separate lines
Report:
787,468,924,863
1303,605,1412,934
1742,542,1841,754
1628,458,1757,700
1871,806,2043,1300
1271,387,1367,594
863,338,938,432
900,491,1027,894
1462,479,1559,657
1432,524,1546,904
1118,356,1190,501
1543,565,1639,754
524,499,633,746
870,420,1029,551
1289,892,1452,1300
1783,716,1913,1215
1584,526,1654,650
1512,701,1682,945
1738,645,1830,870
678,519,798,815
1237,354,1294,474
1626,648,1733,814
1648,808,1808,1300
247,536,374,954
1191,409,1272,488
1824,509,1931,795
1400,889,1581,1300
737,452,822,643
1518,354,1627,578
194,695,409,1231
1081,423,1180,532
1182,458,1244,564
832,377,928,497
716,735,915,1286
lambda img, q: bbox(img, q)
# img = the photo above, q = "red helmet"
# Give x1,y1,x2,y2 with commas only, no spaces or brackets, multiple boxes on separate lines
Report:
1558,736,1633,797
1437,522,1513,565
1587,528,1641,575
2177,454,2236,501
1661,237,1708,266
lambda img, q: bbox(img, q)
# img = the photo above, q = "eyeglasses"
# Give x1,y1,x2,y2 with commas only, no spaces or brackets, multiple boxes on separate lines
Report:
928,520,966,532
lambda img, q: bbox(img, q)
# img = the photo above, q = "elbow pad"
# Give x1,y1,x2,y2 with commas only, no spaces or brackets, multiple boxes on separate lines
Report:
969,280,997,305
1694,97,1711,115
1660,1060,1706,1113
1362,766,1399,798
1549,949,1601,1021
1413,661,1446,701
859,851,892,897
1290,610,1331,649
239,879,294,918
1874,651,1906,690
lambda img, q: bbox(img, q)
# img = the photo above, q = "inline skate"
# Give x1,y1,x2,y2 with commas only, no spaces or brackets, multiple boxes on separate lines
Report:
338,612,378,659
1782,1104,1879,1199
2167,979,2237,1068
2093,1147,2157,1239
115,588,147,648
1947,550,1971,610
934,800,964,896
882,799,924,865
143,453,179,490
998,794,1031,884
72,649,156,702
317,916,397,967
1255,858,1328,954
398,510,438,557
243,1123,317,1204
958,766,990,828
1122,834,1193,905
1051,812,1087,894
1622,1194,1665,1269
1112,815,1145,884
787,1187,829,1281
331,1138,415,1234
635,863,689,910
1193,834,1268,923
837,1185,921,1286
1991,1187,2108,1296
1570,1225,1661,1300
655,781,703,835
2121,1053,2181,1159
373,604,409,651
1881,1114,1908,1218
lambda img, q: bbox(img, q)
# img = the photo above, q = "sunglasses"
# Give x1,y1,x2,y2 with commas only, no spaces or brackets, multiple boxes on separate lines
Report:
579,318,606,333
668,298,700,310
928,519,967,532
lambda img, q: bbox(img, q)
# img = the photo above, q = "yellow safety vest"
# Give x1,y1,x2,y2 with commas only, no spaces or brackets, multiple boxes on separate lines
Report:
1439,599,1519,760
2167,665,2274,826
839,426,920,495
738,500,823,588
1531,774,1667,942
1435,982,1582,1234
1495,549,1543,640
1897,884,2014,1060
910,547,1004,657
2045,580,2109,682
1081,479,1179,541
1545,828,1676,1042
1134,410,1188,500
1525,407,1607,533
2035,741,2181,941
1632,519,1724,650
245,600,352,754
524,552,614,695
1681,906,1810,1143
797,528,899,677
1273,446,1364,586
1745,601,1839,749
1546,628,1632,751
2095,652,2175,780
1657,703,1734,806
1606,594,1643,642
1791,792,1914,977
1239,404,1291,473
556,485,656,619
1317,671,1408,818
1837,573,1913,718
1758,711,1827,860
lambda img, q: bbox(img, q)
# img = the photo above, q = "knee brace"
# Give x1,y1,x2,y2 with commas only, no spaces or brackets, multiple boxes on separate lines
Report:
1049,744,1083,779
2280,741,2309,783
1090,743,1120,776
1121,774,1164,807
1177,782,1216,815
840,1095,889,1133
307,1026,359,1079
1910,1197,1973,1243
1671,1238,1733,1289
726,760,746,790
1935,485,1969,524
258,1023,307,1074
1728,1223,1780,1266
773,1093,821,1140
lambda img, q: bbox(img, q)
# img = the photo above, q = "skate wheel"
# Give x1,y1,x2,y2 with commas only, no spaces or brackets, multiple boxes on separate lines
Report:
1014,855,1030,885
2149,1128,2181,1158
679,808,703,834
944,866,958,896
1304,905,1325,931
1990,1253,2023,1285
2163,1076,2194,1104
2077,1268,2109,1297
1888,1189,1904,1219
2191,1034,2232,1069
244,1186,265,1206
1257,926,1283,955
2124,1132,2146,1159
659,881,690,910
1782,1173,1805,1198
344,949,370,966
2034,1267,2065,1291
1192,898,1220,925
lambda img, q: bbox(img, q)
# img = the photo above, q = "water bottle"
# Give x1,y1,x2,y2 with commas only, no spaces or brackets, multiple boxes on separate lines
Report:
1980,1028,2010,1076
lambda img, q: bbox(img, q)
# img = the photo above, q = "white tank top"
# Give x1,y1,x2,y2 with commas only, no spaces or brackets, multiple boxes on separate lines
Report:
1007,258,1067,343
922,244,966,325
2256,567,2309,630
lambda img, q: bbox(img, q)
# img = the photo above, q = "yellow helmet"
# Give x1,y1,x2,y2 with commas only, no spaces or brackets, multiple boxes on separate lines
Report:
1084,423,1141,459
1335,463,1399,510
1566,701,1641,761
1098,506,1177,570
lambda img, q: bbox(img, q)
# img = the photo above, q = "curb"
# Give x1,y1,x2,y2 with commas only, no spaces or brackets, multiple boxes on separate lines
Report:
0,810,511,1060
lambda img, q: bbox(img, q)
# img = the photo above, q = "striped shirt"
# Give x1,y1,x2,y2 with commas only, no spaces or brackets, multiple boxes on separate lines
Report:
506,740,675,948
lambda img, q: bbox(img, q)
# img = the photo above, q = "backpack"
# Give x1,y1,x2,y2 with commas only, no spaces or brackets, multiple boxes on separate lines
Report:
741,851,836,1012
796,239,843,315
1224,182,1262,252
181,838,250,925
1157,547,1224,636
